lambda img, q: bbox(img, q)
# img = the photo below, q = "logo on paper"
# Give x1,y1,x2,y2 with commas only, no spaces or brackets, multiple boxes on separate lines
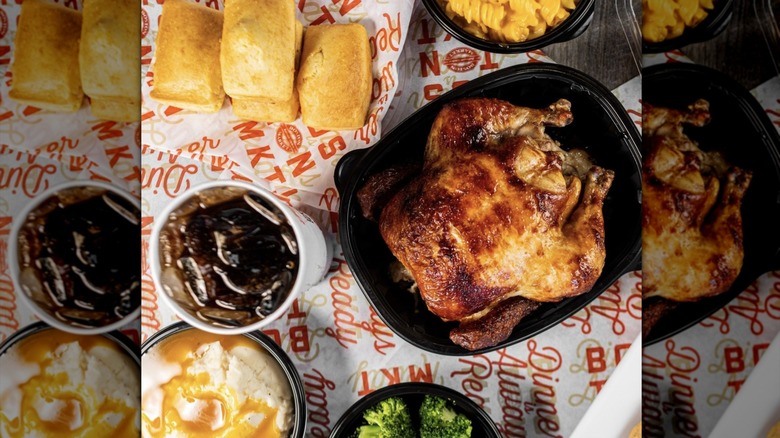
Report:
0,9,8,40
141,9,150,39
443,47,480,73
276,124,302,154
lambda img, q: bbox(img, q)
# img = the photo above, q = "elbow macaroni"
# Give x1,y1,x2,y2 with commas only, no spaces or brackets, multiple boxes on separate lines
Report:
642,0,714,43
437,0,578,43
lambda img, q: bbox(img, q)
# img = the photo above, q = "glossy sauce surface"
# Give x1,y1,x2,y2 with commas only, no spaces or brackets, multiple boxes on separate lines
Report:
159,188,299,327
17,187,141,327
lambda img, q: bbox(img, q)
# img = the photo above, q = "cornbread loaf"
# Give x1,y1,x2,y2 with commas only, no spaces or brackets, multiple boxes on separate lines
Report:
90,98,138,122
80,0,141,121
232,93,299,122
628,422,641,438
149,0,224,113
768,420,780,438
232,21,303,123
9,0,83,112
221,0,296,101
297,23,372,130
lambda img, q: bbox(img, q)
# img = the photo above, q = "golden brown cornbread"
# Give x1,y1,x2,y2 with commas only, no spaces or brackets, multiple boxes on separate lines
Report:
297,23,372,130
80,0,141,121
90,98,138,123
232,92,300,123
221,0,296,101
149,0,224,113
232,21,303,123
768,420,780,438
629,422,642,438
9,0,83,112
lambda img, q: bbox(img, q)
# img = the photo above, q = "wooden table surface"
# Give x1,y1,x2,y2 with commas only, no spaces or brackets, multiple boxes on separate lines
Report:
545,0,642,90
544,0,779,91
682,0,779,90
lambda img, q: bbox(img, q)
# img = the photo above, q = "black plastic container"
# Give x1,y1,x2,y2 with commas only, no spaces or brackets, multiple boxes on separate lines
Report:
643,63,780,345
421,0,595,53
0,321,140,363
642,0,734,53
329,382,501,438
140,321,307,437
335,63,642,356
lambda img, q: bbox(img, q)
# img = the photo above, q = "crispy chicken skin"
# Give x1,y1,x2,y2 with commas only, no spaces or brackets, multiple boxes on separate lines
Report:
376,98,613,348
449,296,543,351
642,100,751,303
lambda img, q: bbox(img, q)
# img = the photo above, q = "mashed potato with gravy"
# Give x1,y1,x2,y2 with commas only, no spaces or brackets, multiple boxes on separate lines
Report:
141,330,293,438
0,329,140,438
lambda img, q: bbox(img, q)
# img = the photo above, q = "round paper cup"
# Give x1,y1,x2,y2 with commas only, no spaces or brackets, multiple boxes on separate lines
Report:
150,180,331,335
8,180,141,335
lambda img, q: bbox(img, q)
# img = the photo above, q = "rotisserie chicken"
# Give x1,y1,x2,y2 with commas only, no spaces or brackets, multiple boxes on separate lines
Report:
642,100,751,335
359,97,614,350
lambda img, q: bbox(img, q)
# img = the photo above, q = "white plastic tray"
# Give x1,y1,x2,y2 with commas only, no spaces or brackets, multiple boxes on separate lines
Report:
708,330,780,438
570,334,641,438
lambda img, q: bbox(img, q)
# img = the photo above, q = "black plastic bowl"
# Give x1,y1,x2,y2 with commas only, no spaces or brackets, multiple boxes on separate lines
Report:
335,63,642,356
642,63,780,345
140,322,307,437
329,382,501,438
0,321,140,364
421,0,595,53
642,0,734,53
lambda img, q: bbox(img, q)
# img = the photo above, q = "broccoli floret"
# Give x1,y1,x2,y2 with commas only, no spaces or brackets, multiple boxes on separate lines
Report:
356,425,381,438
351,397,416,438
419,395,473,438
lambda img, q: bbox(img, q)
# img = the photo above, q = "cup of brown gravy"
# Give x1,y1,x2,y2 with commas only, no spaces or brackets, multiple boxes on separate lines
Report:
150,181,331,334
9,181,141,334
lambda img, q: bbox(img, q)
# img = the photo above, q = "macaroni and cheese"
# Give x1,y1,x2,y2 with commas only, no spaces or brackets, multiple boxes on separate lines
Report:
437,0,578,43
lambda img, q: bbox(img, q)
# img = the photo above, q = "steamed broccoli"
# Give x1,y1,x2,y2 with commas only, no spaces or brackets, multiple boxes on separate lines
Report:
352,397,416,438
419,395,473,438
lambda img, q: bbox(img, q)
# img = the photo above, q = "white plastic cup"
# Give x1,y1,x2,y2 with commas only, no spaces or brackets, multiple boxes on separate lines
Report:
150,180,331,335
8,180,142,335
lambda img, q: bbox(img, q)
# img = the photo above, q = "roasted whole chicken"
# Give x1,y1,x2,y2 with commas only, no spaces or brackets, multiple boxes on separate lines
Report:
642,100,751,301
642,100,751,334
359,98,614,350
